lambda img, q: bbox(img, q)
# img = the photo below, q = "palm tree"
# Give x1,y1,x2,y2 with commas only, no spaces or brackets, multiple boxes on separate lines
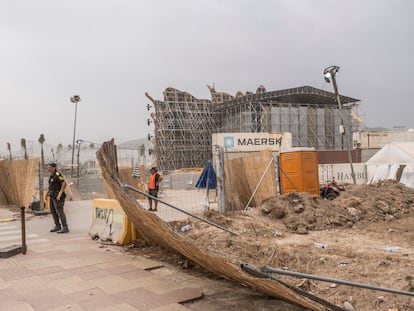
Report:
21,138,28,159
6,142,12,160
56,143,63,161
38,134,46,209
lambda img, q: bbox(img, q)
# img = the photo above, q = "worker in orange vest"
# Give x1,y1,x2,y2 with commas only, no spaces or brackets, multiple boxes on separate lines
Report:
148,167,162,211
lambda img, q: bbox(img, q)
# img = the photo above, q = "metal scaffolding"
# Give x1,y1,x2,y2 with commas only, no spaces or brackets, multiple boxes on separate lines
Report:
146,88,215,171
147,85,361,171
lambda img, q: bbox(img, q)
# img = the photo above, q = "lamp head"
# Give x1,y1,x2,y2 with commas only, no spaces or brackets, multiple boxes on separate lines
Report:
70,95,81,103
323,65,340,82
324,72,331,83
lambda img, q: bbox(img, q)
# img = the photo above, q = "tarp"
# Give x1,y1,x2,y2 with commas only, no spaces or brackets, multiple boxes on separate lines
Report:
366,142,414,187
195,160,217,189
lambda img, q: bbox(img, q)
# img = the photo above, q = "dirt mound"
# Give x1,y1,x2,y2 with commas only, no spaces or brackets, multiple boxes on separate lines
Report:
138,181,414,310
259,180,414,234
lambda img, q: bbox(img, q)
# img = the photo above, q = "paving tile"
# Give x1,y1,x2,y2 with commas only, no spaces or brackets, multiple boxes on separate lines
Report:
66,287,119,311
69,265,114,281
129,256,165,270
0,257,24,270
69,237,94,244
0,287,24,304
99,303,138,311
2,302,36,311
45,302,85,311
106,264,141,274
50,276,95,295
9,275,53,294
53,243,88,253
33,265,64,276
90,275,157,294
161,287,203,304
0,266,36,281
40,270,73,282
149,303,192,311
50,257,92,270
25,245,58,254
148,267,176,277
96,259,137,270
29,250,71,259
0,276,10,290
69,265,103,275
79,256,121,267
118,269,154,280
22,287,73,310
76,269,113,281
18,257,55,271
144,279,187,295
114,287,165,310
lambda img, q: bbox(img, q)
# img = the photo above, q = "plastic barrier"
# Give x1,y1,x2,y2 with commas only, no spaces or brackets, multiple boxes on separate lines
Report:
88,199,140,245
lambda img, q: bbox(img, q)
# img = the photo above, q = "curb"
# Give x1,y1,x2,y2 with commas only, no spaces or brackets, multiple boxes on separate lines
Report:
0,218,16,222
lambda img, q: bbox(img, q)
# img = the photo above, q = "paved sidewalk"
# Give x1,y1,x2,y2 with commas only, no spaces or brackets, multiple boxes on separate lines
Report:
0,205,18,223
0,201,203,311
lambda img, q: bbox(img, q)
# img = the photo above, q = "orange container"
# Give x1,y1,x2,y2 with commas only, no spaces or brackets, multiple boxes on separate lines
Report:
279,149,319,195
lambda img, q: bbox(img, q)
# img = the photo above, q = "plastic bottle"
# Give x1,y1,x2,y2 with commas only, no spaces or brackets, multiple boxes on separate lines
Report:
314,243,329,249
181,224,191,232
272,231,282,237
384,247,400,253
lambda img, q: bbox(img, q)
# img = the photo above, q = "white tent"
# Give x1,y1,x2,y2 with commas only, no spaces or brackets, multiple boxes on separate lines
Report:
366,142,414,187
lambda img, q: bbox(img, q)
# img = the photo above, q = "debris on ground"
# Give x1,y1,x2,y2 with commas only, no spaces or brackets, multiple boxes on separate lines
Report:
131,180,414,311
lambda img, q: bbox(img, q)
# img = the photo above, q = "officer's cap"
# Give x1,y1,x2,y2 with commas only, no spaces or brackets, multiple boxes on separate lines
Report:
47,161,57,168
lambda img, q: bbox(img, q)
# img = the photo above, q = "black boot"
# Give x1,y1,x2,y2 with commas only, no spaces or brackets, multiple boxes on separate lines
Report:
50,226,61,232
57,226,69,234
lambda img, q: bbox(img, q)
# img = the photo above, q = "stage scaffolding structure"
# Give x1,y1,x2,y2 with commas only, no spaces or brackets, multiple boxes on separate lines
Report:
146,85,361,171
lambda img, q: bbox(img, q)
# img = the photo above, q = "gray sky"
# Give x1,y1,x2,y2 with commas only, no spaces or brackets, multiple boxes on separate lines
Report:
1,0,413,154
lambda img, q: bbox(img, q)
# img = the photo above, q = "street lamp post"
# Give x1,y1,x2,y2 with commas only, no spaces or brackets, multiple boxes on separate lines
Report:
323,66,356,184
70,95,81,177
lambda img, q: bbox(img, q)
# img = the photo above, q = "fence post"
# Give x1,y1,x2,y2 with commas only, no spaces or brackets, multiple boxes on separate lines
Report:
20,206,27,255
213,145,226,214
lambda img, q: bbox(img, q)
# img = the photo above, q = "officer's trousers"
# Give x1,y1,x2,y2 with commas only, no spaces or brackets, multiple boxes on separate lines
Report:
50,197,68,228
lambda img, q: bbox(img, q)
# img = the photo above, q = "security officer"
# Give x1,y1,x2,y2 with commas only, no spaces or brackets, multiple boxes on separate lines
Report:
47,162,69,233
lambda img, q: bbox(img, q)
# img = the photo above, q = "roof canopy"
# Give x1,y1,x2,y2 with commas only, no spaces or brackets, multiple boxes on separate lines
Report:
215,85,360,108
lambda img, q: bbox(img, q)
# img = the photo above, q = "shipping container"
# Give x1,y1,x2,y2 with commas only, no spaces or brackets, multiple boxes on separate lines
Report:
279,149,319,195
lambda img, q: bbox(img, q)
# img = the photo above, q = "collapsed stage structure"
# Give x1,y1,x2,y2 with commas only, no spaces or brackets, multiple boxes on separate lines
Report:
146,85,361,171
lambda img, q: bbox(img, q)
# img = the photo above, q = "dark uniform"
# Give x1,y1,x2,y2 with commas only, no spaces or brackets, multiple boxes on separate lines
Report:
49,170,69,233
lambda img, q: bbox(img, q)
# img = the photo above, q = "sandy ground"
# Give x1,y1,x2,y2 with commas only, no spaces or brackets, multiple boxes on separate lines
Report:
137,188,218,222
130,181,414,311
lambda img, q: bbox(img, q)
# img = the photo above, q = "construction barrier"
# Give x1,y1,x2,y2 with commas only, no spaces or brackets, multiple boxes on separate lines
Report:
45,193,50,210
88,199,140,245
30,191,50,211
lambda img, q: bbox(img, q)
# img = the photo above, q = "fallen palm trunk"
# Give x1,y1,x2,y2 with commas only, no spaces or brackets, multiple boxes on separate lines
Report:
96,140,323,310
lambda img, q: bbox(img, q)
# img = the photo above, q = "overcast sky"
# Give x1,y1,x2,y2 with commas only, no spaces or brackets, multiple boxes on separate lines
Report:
1,0,413,154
